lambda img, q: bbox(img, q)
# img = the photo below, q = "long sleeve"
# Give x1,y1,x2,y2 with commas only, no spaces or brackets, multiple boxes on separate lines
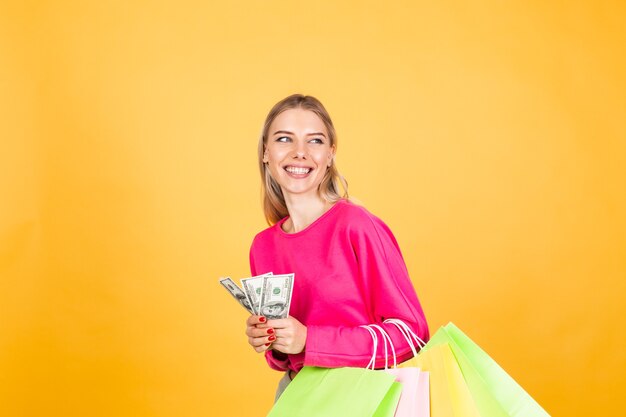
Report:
265,349,291,371
303,214,429,368
248,200,429,373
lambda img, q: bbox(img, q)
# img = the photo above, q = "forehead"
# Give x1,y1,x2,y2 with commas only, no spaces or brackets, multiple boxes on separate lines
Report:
269,108,327,135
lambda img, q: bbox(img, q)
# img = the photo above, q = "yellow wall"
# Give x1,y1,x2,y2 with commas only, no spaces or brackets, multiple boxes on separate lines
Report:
1,1,624,416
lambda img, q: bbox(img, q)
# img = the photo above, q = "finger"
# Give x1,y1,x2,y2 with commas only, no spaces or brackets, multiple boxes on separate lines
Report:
246,327,275,338
270,334,288,345
246,321,271,333
246,315,269,326
249,334,277,347
266,318,290,328
254,343,269,353
255,340,275,353
254,343,271,353
248,336,268,348
270,343,288,353
272,328,292,339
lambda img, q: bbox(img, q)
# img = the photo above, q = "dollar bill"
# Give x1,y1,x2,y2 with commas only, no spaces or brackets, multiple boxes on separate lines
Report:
258,273,294,320
219,277,253,314
241,272,272,315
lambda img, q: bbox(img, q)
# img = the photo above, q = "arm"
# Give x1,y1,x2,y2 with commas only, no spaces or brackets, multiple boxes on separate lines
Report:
304,215,429,369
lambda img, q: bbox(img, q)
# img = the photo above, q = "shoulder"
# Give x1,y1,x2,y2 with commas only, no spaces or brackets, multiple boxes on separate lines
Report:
332,200,398,247
250,221,282,250
337,200,390,231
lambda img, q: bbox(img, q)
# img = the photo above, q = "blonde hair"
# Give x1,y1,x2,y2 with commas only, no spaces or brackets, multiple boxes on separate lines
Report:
258,94,349,225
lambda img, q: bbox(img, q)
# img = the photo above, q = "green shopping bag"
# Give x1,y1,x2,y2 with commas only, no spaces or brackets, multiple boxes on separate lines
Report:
423,323,550,417
267,366,402,417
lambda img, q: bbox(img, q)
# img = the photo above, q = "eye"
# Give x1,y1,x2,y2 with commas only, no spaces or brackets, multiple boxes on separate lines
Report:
309,138,324,144
276,136,291,143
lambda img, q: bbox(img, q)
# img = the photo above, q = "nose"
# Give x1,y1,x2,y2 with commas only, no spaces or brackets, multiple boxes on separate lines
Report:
293,141,307,159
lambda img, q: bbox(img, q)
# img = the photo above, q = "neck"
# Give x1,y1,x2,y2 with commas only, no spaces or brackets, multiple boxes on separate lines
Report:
282,193,333,233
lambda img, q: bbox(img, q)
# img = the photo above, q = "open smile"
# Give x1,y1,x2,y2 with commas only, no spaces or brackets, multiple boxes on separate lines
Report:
284,165,313,177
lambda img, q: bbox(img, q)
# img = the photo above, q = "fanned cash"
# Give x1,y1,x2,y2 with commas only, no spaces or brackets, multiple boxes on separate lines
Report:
258,273,294,319
241,273,272,315
219,277,254,314
219,273,294,319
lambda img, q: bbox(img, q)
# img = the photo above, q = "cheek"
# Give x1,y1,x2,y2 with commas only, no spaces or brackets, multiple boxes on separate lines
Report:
267,163,283,178
267,147,288,162
315,152,332,166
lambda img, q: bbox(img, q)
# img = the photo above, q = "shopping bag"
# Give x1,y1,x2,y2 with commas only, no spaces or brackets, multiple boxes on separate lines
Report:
381,319,430,417
363,323,430,417
414,370,429,417
424,323,550,417
384,367,429,417
414,343,482,417
267,366,402,417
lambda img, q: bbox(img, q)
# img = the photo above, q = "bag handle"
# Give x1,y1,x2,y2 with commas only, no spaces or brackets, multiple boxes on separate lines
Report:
370,324,397,369
360,325,379,370
360,324,398,370
383,318,426,359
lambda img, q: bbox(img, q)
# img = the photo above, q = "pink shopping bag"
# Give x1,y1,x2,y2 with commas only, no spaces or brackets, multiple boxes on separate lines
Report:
362,323,430,417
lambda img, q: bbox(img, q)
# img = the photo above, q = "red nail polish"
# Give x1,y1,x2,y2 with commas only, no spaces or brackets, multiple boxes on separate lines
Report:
268,335,276,341
265,343,271,346
267,328,274,335
259,316,266,323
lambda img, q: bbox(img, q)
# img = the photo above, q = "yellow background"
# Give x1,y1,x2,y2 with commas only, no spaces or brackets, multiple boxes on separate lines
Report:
1,1,624,416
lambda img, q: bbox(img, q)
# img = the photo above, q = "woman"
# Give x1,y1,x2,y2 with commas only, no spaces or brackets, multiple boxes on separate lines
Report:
245,94,429,400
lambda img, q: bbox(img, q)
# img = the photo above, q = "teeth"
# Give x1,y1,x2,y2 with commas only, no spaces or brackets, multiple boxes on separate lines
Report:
285,166,311,175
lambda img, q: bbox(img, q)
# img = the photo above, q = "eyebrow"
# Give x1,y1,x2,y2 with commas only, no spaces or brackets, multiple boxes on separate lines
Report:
272,130,327,138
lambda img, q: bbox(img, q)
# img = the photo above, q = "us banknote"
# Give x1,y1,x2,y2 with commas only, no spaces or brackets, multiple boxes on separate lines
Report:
219,277,253,314
241,273,272,315
258,273,294,320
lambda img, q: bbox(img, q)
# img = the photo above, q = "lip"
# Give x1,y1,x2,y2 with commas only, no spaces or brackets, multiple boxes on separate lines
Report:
283,164,313,169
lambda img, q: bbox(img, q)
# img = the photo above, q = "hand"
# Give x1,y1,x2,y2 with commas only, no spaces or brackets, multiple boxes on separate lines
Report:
266,316,307,355
246,315,275,353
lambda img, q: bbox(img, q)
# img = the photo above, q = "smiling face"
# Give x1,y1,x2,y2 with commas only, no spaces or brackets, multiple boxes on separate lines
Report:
263,108,335,199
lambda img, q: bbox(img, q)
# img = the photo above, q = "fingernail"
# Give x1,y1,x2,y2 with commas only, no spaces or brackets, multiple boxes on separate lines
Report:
267,328,274,335
259,316,266,323
265,343,271,346
268,335,276,341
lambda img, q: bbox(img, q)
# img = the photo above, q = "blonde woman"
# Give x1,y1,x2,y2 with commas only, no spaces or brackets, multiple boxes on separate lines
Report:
245,94,429,400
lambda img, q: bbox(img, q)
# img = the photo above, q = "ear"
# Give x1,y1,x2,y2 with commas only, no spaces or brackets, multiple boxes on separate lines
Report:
328,146,336,167
263,149,269,163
